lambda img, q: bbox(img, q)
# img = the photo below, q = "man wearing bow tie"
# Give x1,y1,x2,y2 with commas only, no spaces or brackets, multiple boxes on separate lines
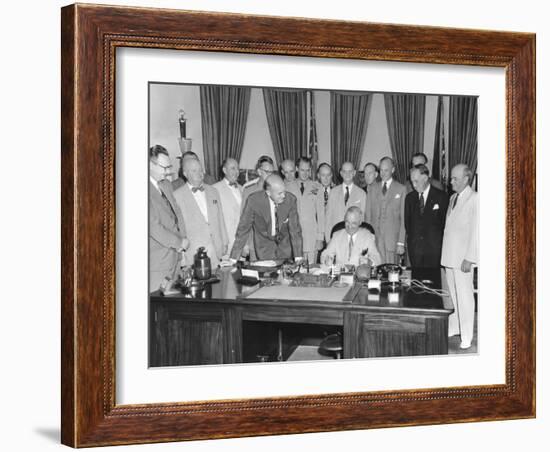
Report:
365,156,406,264
441,164,479,350
149,145,189,292
173,158,228,268
404,164,449,267
213,158,243,254
230,174,303,262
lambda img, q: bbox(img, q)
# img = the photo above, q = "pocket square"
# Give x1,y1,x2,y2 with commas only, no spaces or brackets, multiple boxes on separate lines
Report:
395,194,401,199
283,218,289,224
433,204,440,210
212,199,218,204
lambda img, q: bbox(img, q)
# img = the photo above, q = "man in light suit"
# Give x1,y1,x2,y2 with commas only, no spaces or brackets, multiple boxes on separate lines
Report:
321,206,381,267
173,158,228,268
441,164,479,349
404,164,449,267
405,152,444,193
365,156,406,264
325,162,367,243
362,162,379,195
148,145,189,292
213,158,243,254
314,163,334,260
286,156,322,263
230,175,303,262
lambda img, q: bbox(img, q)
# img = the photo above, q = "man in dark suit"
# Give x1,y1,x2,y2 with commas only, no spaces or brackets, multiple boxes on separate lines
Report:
149,145,189,292
404,164,449,267
230,174,303,262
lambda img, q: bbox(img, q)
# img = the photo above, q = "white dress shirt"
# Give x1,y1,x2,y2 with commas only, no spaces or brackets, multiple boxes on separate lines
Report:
382,177,393,191
188,182,208,222
342,183,354,196
225,178,242,206
419,184,431,203
150,176,161,194
268,196,277,236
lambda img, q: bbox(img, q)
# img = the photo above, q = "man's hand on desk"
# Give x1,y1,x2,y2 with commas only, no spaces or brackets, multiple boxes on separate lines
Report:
177,237,190,253
219,257,238,267
294,256,304,264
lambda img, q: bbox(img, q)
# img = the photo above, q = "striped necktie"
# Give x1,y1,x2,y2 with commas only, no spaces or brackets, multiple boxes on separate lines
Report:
348,234,354,260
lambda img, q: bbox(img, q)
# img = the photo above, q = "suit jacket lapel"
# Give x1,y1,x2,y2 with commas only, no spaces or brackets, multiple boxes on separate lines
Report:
260,192,272,233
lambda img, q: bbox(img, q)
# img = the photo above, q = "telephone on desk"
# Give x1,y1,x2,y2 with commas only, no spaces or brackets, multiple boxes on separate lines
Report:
376,264,403,281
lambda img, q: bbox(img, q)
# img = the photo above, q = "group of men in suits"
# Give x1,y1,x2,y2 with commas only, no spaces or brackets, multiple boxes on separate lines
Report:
149,146,478,349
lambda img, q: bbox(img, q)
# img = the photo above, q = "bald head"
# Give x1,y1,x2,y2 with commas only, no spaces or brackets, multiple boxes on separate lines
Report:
183,158,204,186
280,159,296,182
340,162,356,185
450,163,472,194
264,174,286,204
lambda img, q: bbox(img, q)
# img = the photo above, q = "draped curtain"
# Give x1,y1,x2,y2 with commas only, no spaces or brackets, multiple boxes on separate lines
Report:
200,85,251,179
263,88,308,165
449,96,478,177
330,92,373,174
384,94,426,183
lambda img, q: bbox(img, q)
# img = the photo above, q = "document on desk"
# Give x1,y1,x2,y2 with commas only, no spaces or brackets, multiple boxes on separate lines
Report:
246,285,353,302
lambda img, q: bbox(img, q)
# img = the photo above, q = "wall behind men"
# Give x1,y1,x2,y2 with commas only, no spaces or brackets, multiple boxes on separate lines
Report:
149,83,442,176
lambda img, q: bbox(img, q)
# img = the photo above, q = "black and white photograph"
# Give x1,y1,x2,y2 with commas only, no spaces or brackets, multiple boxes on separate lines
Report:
148,82,479,367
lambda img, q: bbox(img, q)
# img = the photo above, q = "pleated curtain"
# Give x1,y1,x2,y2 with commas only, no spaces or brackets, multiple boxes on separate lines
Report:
384,93,426,183
449,96,478,177
200,85,251,179
330,92,373,174
263,88,308,165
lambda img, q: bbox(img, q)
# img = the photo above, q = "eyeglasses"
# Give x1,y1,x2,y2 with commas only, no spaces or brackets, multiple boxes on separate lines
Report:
152,160,172,171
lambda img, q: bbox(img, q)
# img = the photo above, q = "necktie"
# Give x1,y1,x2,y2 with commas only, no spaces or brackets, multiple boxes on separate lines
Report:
300,182,305,195
452,194,458,209
324,187,329,206
160,189,179,230
382,182,387,196
344,186,350,205
191,185,205,193
229,182,238,188
348,234,354,260
419,192,425,214
274,204,279,237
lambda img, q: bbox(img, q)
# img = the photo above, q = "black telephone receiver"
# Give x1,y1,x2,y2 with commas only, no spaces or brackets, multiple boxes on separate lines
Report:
376,263,402,279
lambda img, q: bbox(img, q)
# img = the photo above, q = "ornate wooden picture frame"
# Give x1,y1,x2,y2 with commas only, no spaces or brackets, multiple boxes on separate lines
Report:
61,3,535,447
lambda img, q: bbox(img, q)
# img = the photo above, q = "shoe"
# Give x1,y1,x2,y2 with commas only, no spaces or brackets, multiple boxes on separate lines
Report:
459,341,472,349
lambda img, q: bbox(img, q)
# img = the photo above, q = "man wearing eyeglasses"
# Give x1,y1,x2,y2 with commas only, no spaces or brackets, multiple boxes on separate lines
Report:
149,145,189,292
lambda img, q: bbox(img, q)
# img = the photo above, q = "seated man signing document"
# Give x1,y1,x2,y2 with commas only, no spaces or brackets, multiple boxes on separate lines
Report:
321,206,382,266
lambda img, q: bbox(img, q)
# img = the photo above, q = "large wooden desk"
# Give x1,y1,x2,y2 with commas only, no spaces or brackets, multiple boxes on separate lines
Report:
149,267,454,367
